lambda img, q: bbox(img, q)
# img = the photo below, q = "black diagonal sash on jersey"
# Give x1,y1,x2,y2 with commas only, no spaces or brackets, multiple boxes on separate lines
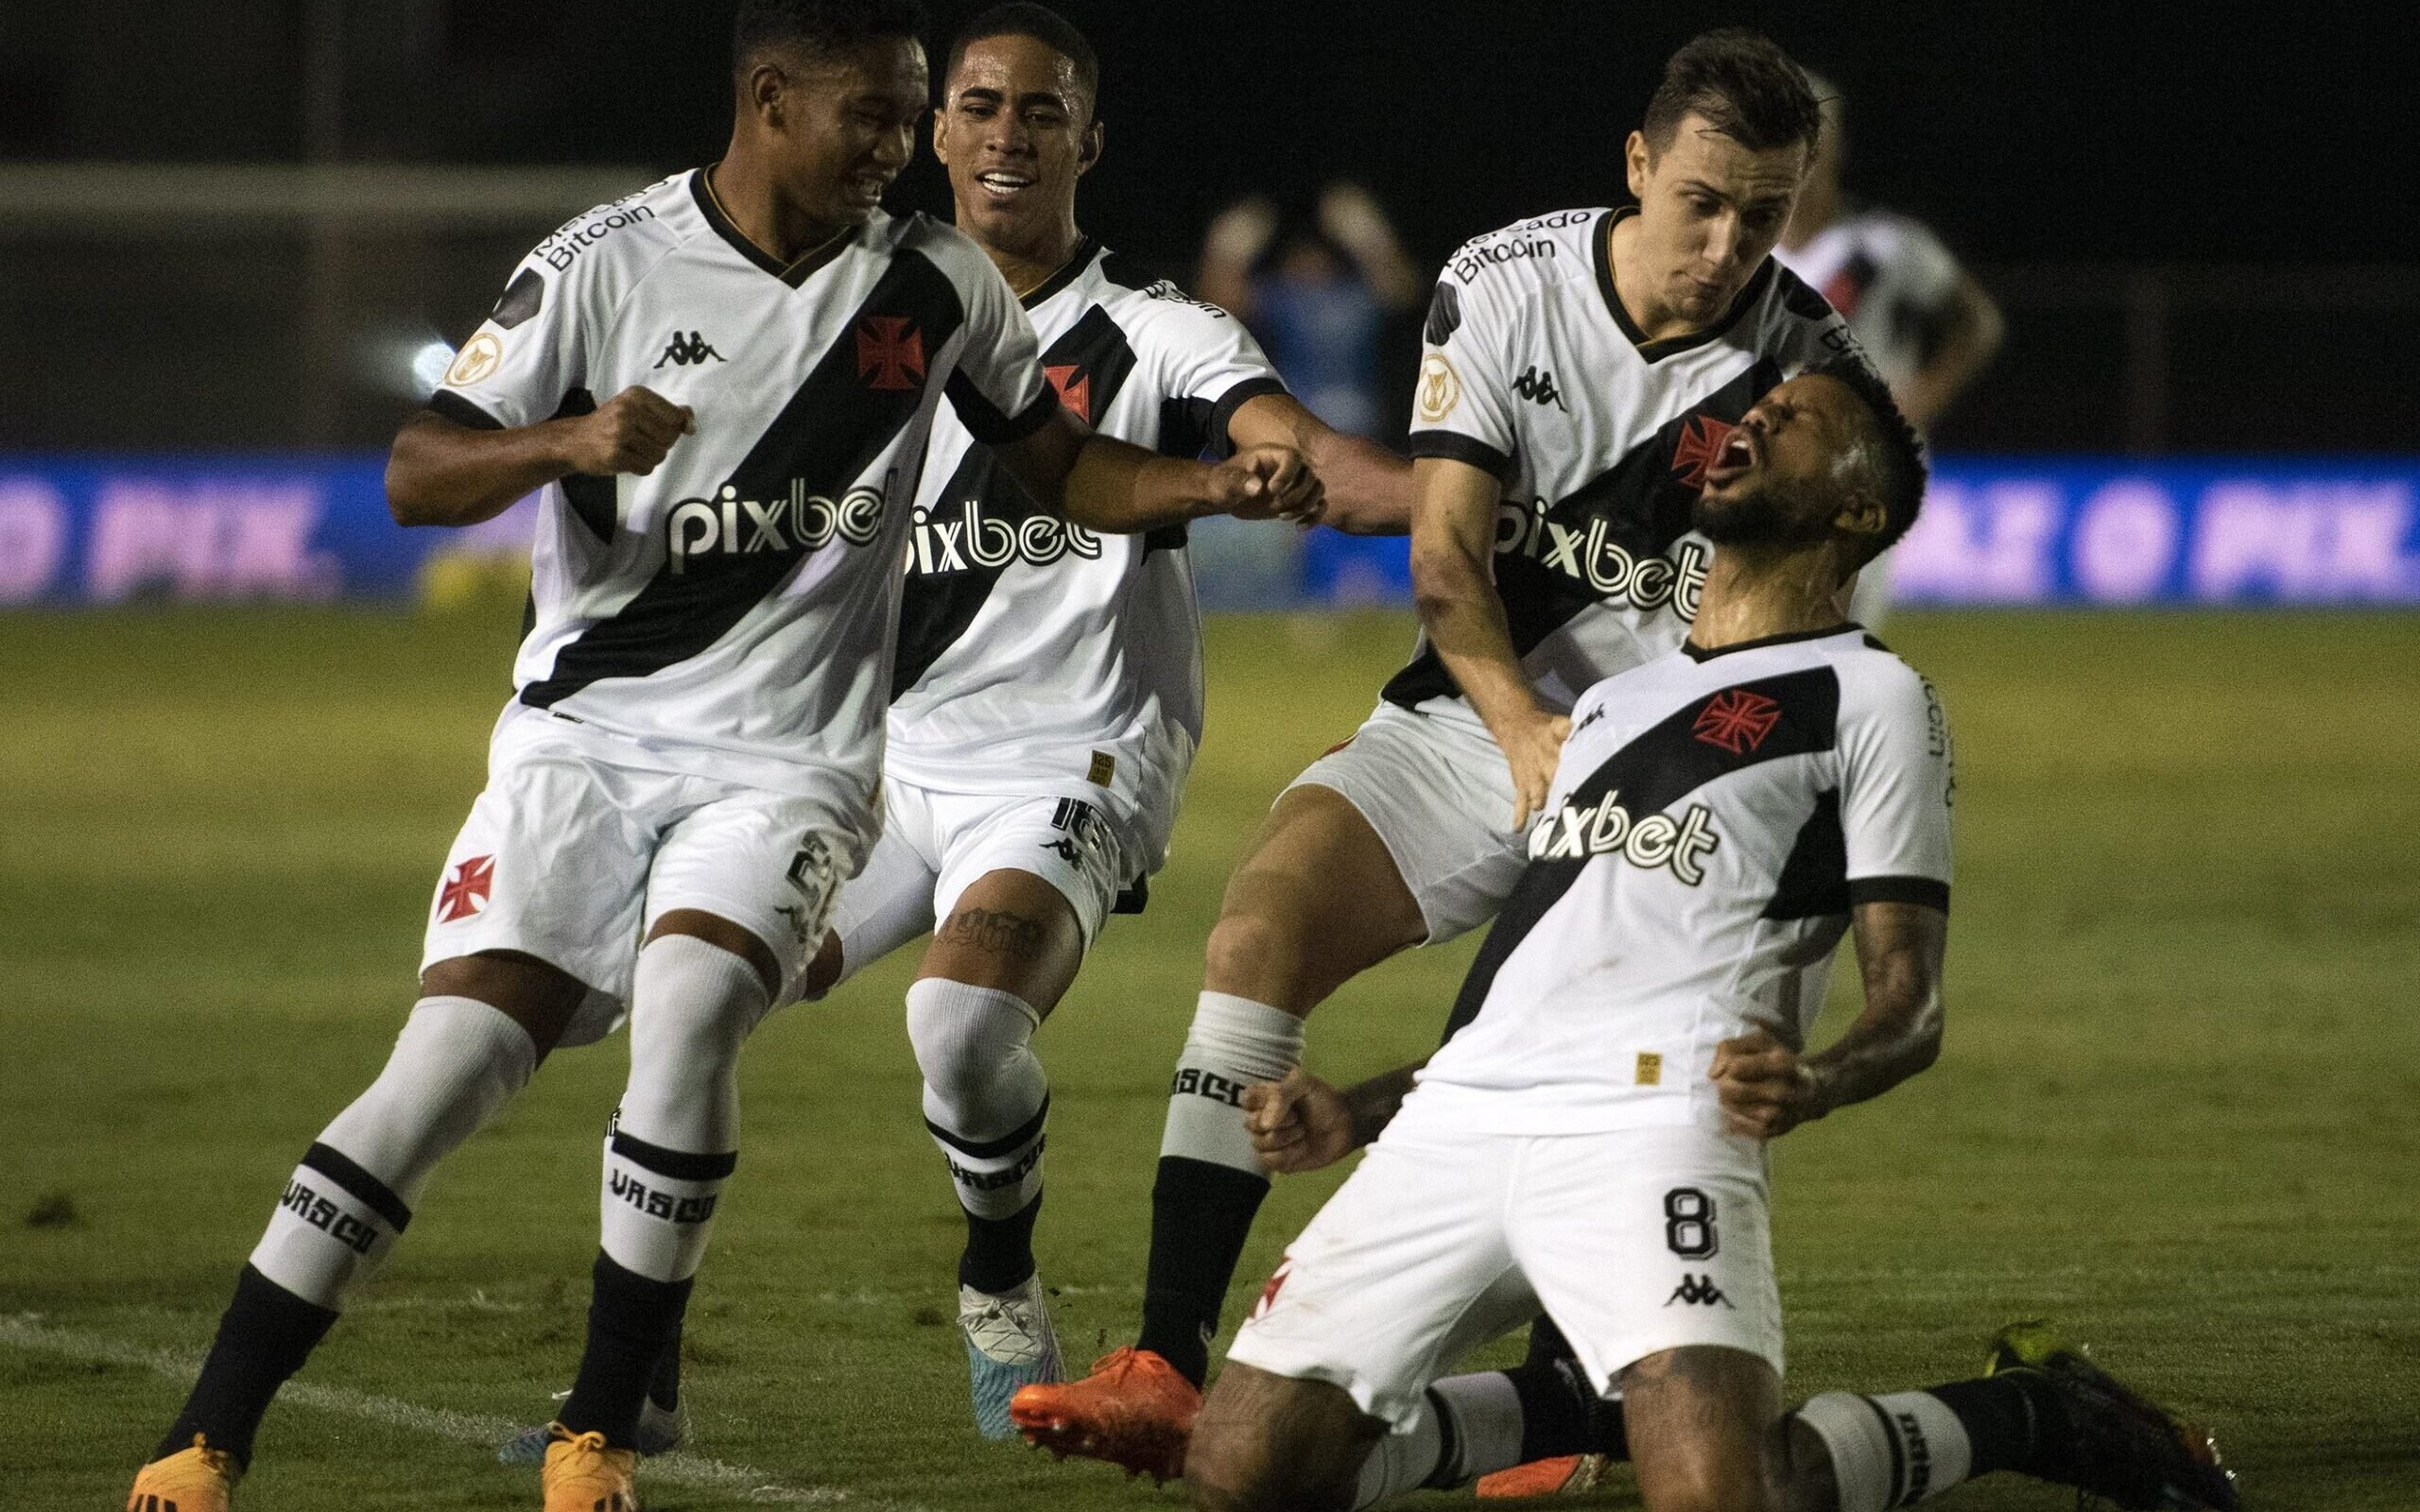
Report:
521,251,966,710
1438,664,1841,1041
890,303,1141,694
1383,356,1785,711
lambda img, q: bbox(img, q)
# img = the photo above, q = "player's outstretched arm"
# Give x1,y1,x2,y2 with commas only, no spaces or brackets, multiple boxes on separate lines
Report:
994,404,1324,534
384,385,694,528
1243,1060,1426,1174
1409,455,1568,827
1711,900,1947,1140
1228,392,1412,536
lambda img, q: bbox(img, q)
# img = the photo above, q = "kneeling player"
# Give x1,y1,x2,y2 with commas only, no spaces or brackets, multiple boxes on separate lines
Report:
1182,365,2238,1512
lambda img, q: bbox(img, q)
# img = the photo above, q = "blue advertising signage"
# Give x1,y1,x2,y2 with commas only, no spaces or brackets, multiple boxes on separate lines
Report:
1,454,2415,609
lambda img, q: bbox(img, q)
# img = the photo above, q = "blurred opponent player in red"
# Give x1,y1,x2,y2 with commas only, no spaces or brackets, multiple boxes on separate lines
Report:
121,3,1324,1509
1773,76,2002,627
1188,361,2237,1512
492,2,1412,1455
1014,28,1871,1477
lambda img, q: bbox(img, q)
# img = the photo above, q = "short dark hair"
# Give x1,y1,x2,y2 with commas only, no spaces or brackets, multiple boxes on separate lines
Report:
944,4,1099,117
1641,28,1823,156
1810,353,1928,572
734,0,929,77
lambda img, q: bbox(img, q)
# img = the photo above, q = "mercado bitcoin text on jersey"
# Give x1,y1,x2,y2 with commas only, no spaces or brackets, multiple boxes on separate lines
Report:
883,241,1284,838
1396,207,1860,733
431,169,1054,808
1414,626,1953,1137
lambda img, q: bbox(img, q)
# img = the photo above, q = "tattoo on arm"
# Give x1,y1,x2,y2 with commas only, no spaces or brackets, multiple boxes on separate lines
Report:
936,906,1049,965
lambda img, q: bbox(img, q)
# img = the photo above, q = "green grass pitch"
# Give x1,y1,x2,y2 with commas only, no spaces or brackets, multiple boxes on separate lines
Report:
4,606,2417,1508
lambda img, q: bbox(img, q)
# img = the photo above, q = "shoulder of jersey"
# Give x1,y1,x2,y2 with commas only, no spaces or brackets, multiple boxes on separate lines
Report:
522,170,697,292
1761,254,1842,327
1084,249,1246,347
1837,629,1936,701
1437,207,1605,300
890,212,1001,284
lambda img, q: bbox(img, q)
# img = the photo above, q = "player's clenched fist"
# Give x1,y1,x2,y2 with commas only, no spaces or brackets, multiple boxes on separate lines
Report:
1242,1068,1356,1175
1213,443,1326,524
1710,1030,1823,1140
557,386,696,476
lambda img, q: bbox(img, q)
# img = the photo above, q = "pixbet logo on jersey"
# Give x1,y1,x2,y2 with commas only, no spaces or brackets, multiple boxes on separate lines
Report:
1495,497,1710,619
666,480,888,574
1528,791,1721,885
906,498,1103,576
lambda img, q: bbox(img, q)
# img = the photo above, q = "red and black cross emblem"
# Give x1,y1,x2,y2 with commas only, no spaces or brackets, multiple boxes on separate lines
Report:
856,316,926,391
1669,413,1737,490
1692,688,1782,754
1044,363,1092,423
437,854,493,922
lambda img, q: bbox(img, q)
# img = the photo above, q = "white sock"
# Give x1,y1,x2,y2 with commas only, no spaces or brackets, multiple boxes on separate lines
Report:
1796,1390,1975,1510
907,978,1048,1221
1427,1370,1528,1484
601,936,767,1282
1352,1400,1443,1509
1158,991,1305,1176
251,996,535,1309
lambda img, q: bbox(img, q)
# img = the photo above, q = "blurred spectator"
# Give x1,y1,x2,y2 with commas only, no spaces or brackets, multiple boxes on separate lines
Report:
1197,183,1423,438
1776,78,2003,625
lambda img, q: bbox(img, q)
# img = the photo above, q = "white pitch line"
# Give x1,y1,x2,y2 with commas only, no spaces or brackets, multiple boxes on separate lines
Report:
0,1314,938,1511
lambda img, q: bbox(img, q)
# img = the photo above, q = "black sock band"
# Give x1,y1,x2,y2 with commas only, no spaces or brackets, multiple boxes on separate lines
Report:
559,1251,695,1448
156,1264,339,1469
959,1190,1044,1295
1507,1353,1620,1462
1136,1156,1269,1387
1927,1372,2064,1478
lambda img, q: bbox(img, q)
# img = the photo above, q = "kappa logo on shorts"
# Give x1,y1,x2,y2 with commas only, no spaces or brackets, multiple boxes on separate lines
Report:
1039,798,1111,868
437,854,493,922
1664,1273,1734,1309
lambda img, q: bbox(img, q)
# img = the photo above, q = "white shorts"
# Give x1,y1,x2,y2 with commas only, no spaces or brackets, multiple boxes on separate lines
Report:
420,721,856,1043
819,780,1157,988
1225,1119,1782,1427
1287,703,1528,944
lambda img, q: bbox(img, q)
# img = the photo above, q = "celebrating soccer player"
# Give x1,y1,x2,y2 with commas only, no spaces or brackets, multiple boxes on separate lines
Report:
121,3,1326,1509
1015,27,1875,1474
1180,361,2238,1512
488,3,1412,1454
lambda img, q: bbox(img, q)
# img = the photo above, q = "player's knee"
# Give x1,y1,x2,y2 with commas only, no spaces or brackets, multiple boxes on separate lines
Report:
1184,1421,1294,1512
1201,903,1309,1005
904,978,1038,1108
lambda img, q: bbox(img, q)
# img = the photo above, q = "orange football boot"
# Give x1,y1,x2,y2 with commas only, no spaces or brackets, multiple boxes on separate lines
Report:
1475,1453,1610,1499
126,1435,240,1512
1010,1346,1201,1482
540,1423,639,1512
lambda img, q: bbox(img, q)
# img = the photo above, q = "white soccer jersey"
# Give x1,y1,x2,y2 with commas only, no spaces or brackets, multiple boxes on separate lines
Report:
1405,626,1953,1137
883,241,1285,834
1398,208,1858,734
1774,209,1965,394
430,168,1053,819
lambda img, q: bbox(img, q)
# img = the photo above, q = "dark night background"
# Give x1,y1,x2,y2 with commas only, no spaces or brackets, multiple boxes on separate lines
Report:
1,2,2412,452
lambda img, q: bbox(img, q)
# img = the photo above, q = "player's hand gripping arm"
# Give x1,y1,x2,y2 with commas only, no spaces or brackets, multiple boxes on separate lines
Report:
1242,1060,1426,1175
385,387,695,528
1710,900,1947,1140
1228,392,1412,535
994,404,1324,534
1410,455,1569,827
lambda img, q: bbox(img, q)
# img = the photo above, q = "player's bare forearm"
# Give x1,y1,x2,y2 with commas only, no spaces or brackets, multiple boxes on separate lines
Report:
1712,902,1945,1139
1342,1059,1426,1149
385,411,579,528
1806,899,1948,1111
999,408,1318,532
1409,458,1535,730
1230,393,1411,535
1897,276,2003,431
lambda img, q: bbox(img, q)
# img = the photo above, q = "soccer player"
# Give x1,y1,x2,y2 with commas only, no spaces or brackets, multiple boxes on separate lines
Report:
120,3,1322,1509
1773,76,2003,627
1016,28,1870,1472
1183,361,2238,1512
488,4,1409,1452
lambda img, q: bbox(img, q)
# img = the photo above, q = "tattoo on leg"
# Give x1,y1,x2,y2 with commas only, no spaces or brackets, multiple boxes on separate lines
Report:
938,907,1049,965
